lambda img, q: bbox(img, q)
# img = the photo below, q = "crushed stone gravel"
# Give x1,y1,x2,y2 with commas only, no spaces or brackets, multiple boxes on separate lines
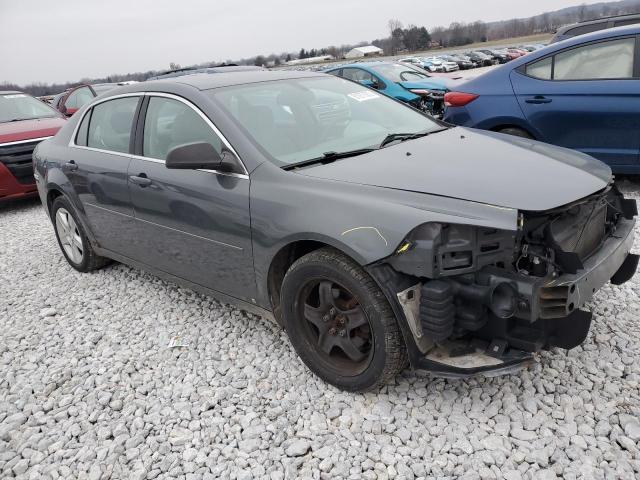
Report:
1,180,639,479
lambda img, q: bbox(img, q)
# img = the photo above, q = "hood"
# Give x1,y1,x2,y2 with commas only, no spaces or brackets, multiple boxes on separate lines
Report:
399,80,450,91
0,117,66,144
298,127,611,212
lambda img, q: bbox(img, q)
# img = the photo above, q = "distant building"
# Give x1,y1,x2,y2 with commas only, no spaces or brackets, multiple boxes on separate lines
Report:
344,45,384,59
286,55,335,66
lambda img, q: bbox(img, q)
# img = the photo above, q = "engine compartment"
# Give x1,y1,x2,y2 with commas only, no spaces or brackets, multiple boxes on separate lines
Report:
384,184,638,362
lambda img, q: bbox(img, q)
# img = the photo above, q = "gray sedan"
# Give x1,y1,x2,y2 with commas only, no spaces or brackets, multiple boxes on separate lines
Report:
33,70,638,391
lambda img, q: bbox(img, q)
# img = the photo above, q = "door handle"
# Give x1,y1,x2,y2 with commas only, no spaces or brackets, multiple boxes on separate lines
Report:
525,96,552,104
64,160,78,171
129,174,152,187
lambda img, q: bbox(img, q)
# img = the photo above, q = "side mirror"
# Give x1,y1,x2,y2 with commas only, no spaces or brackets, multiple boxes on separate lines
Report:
166,142,223,170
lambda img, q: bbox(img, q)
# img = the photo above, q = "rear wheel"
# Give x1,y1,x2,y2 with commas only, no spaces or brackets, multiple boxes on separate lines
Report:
52,196,110,272
280,248,407,391
497,127,533,139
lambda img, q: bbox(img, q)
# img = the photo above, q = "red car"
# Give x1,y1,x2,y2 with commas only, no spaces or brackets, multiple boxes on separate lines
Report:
0,91,66,201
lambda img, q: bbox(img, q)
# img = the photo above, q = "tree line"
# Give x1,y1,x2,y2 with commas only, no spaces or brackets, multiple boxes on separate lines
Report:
5,0,640,96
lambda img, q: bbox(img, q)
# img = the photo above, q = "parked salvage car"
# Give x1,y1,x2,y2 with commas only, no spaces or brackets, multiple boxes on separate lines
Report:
426,56,459,72
34,71,638,391
51,82,136,116
465,51,495,67
476,49,511,64
0,91,66,201
51,84,97,117
444,24,640,173
400,57,443,72
440,54,474,70
325,62,453,117
550,13,640,43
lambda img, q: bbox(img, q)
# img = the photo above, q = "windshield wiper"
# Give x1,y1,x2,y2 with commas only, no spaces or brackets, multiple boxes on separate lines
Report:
379,130,443,148
282,148,375,171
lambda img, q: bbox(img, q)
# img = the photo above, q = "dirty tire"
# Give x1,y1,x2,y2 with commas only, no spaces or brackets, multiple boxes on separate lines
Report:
281,247,407,391
51,196,110,273
498,127,533,139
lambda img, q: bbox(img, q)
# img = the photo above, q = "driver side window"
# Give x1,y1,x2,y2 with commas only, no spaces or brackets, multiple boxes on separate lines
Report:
142,97,223,161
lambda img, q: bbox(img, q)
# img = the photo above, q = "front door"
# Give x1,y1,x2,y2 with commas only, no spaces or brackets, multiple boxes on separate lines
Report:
511,36,640,169
127,94,255,302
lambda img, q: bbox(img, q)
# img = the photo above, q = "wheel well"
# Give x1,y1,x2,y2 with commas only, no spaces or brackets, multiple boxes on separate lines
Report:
267,240,328,324
46,189,63,214
490,124,535,139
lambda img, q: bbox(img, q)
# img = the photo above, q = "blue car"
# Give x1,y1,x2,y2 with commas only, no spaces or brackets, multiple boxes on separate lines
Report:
325,62,455,117
443,25,640,173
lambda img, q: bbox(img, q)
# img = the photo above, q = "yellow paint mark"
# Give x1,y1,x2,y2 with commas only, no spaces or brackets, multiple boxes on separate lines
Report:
396,242,411,254
341,226,388,247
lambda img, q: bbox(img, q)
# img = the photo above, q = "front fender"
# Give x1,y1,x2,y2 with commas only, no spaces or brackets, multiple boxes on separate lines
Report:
250,163,518,307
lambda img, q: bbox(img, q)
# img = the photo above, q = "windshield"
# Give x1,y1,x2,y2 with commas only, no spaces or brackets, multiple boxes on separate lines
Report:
209,76,443,166
370,63,430,82
0,93,59,123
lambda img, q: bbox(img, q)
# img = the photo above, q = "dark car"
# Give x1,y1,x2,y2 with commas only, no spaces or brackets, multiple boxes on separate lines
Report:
465,51,495,67
444,24,640,173
0,91,66,202
34,71,638,391
441,54,475,70
476,49,510,64
146,65,265,81
550,13,640,43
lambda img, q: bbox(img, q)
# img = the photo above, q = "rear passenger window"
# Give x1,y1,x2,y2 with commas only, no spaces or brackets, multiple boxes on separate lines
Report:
75,111,91,146
143,97,222,160
525,57,552,80
87,97,139,153
554,38,635,80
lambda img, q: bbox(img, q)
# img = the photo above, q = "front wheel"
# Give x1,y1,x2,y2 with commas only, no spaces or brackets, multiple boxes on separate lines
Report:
280,248,407,391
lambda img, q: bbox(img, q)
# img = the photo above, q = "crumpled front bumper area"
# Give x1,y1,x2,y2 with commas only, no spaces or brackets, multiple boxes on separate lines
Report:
393,216,637,378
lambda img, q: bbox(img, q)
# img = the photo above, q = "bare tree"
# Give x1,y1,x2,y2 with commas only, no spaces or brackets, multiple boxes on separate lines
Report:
388,19,404,54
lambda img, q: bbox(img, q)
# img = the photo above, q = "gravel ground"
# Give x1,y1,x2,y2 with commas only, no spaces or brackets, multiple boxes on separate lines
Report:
1,180,640,480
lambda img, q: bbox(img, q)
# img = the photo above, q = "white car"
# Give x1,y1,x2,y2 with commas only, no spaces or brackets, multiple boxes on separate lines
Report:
424,57,459,72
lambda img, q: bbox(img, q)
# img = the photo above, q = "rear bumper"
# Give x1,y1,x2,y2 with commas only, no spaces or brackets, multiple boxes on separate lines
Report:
0,162,37,202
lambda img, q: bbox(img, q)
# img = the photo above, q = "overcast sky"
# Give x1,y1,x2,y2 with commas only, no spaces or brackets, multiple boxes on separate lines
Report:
1,0,607,85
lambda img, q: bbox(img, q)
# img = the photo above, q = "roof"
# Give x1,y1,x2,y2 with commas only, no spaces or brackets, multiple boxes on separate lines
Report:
551,23,640,46
556,12,640,34
0,91,23,95
349,45,383,54
145,70,326,91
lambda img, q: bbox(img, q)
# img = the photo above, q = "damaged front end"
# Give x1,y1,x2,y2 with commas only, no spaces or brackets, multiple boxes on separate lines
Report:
369,184,638,378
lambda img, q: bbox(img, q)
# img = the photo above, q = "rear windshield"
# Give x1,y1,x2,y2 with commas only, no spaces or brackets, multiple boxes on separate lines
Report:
0,93,59,123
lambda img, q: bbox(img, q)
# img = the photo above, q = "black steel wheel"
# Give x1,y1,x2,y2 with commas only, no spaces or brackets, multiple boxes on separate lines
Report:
281,247,407,391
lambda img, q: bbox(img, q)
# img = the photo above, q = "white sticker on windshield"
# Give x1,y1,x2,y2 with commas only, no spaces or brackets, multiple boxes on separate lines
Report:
348,90,380,102
3,94,27,99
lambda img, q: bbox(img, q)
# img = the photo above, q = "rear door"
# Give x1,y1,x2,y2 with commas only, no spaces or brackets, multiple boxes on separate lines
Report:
510,35,640,168
126,94,255,301
68,94,141,254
